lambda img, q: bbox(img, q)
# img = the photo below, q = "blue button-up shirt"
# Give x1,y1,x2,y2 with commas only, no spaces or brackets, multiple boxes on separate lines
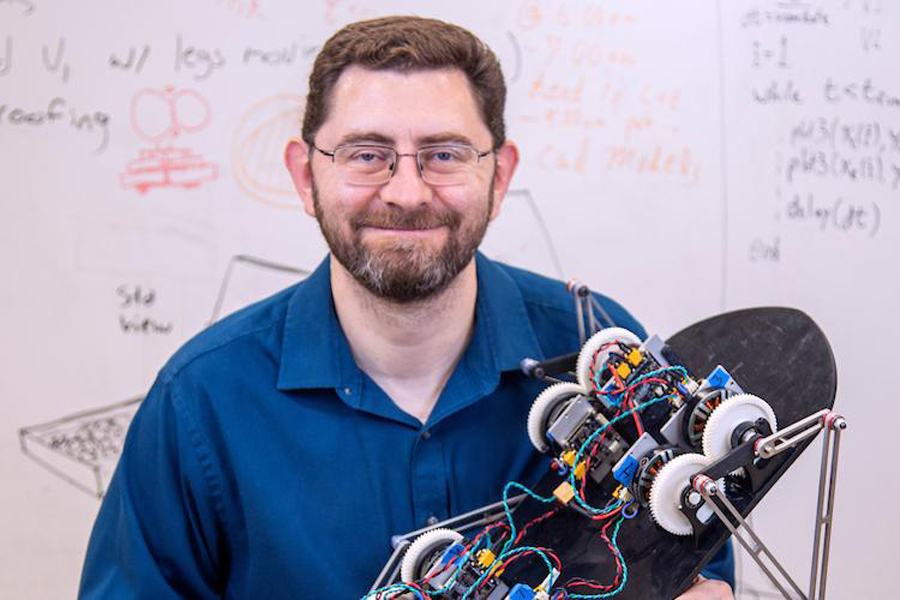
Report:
80,252,731,598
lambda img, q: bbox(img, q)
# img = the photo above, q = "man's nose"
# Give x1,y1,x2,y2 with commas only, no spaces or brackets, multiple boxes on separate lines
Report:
379,154,433,207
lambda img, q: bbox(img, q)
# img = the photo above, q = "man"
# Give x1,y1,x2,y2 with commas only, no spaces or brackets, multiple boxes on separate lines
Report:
80,16,733,599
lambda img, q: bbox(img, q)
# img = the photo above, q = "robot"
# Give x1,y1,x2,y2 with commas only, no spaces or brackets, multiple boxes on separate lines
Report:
367,290,845,600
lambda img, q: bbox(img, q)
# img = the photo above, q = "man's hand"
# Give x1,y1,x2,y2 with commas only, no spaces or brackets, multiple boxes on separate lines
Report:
674,575,734,600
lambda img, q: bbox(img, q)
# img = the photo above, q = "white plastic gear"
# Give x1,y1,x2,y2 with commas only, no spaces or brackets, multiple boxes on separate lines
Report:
575,327,643,391
649,452,718,536
702,394,778,460
400,527,463,583
527,382,587,453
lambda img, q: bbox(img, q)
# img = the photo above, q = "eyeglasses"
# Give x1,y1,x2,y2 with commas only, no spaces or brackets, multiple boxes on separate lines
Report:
313,143,494,186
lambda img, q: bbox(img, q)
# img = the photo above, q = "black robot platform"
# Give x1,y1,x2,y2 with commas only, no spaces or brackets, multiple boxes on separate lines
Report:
368,307,844,600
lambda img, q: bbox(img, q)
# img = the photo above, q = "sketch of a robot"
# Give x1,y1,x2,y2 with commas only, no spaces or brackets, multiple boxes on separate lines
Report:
120,84,219,194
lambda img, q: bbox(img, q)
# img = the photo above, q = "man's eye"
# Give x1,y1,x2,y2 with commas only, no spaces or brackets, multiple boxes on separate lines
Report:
350,150,386,162
425,148,463,162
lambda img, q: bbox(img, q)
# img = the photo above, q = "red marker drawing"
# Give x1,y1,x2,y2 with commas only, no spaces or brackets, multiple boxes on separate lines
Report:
120,84,218,194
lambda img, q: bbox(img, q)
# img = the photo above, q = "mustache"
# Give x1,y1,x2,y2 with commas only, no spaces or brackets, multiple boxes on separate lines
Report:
351,206,461,231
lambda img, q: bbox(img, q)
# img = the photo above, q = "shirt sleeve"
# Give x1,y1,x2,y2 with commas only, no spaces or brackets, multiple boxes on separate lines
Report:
701,540,735,588
79,375,226,599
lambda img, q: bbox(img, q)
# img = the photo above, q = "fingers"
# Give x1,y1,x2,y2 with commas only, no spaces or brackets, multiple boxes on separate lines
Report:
673,575,734,600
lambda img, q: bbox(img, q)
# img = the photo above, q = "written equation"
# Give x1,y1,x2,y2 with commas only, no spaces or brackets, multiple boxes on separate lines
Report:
733,0,896,264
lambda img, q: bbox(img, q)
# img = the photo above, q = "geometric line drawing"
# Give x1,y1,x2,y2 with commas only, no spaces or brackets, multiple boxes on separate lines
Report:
20,255,310,498
210,254,310,322
231,94,305,210
120,84,219,193
482,187,565,278
19,396,142,499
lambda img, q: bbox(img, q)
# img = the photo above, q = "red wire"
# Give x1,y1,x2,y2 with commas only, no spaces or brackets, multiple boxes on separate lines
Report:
564,517,625,593
589,503,622,522
578,408,619,502
630,396,645,436
589,342,627,395
513,507,560,545
494,547,562,580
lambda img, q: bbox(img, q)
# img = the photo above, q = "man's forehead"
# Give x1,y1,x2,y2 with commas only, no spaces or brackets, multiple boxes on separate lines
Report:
331,64,473,97
319,65,490,145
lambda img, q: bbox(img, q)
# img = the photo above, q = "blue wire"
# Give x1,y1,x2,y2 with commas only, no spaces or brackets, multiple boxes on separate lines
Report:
499,481,555,556
359,582,426,599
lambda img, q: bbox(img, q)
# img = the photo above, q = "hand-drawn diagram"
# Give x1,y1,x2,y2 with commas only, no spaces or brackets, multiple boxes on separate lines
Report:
481,188,565,278
20,255,309,498
19,397,142,499
210,254,310,322
120,85,218,194
231,94,305,209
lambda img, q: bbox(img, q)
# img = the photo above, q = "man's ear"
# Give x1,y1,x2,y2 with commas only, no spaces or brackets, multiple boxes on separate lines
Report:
489,140,520,221
284,137,316,217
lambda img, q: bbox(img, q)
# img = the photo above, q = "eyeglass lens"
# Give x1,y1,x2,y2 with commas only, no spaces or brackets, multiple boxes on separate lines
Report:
332,145,482,185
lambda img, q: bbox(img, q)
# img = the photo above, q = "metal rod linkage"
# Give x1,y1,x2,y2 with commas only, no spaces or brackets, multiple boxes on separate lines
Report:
809,415,845,600
573,290,586,346
757,409,830,459
694,410,847,600
695,476,806,599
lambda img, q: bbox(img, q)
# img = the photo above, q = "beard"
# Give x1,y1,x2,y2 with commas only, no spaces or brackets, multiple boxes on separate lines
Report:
311,179,494,303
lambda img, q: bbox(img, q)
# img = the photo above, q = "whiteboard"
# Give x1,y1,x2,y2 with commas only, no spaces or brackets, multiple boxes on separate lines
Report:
0,1,895,597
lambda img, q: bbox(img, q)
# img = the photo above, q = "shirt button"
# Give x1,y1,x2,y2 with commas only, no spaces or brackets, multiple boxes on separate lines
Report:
421,430,431,440
426,516,439,526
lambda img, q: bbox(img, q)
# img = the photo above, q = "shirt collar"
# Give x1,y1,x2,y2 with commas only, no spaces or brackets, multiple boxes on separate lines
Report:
277,252,544,394
278,256,360,394
471,251,544,372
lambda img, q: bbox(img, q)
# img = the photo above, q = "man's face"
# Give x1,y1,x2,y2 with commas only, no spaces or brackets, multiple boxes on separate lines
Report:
295,66,511,303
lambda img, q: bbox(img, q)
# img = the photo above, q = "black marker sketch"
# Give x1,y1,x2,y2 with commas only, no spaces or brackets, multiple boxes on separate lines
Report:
41,37,69,83
0,36,11,76
481,188,564,278
175,34,226,82
20,255,310,498
211,254,310,322
0,0,35,16
19,397,142,499
505,31,522,84
109,44,151,74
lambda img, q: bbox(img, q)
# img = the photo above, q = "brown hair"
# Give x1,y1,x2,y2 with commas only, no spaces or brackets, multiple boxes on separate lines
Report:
302,16,506,149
